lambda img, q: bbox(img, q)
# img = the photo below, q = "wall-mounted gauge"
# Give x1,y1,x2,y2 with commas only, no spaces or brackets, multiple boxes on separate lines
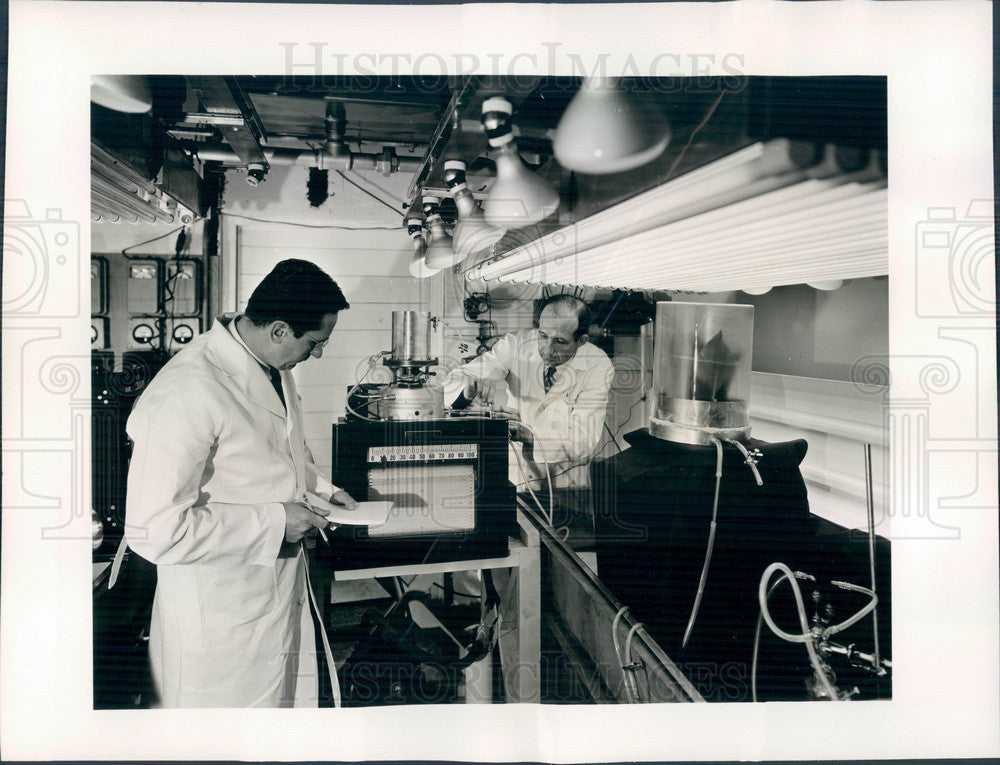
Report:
165,259,202,316
171,322,195,345
166,317,202,350
131,322,156,346
91,257,109,316
127,259,161,314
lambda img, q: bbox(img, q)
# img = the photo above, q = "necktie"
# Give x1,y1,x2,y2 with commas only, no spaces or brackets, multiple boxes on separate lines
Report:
267,366,286,409
543,366,556,393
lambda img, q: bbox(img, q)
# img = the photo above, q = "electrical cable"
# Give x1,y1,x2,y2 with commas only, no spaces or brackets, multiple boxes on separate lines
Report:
758,562,840,700
623,621,645,703
508,418,555,527
544,459,554,527
335,170,406,216
512,436,549,524
602,419,624,456
614,393,645,440
345,351,391,421
598,290,627,330
751,570,814,702
220,212,400,230
163,228,190,355
537,419,618,486
681,437,724,648
610,606,635,703
302,540,342,707
663,89,727,184
122,225,186,257
825,581,879,635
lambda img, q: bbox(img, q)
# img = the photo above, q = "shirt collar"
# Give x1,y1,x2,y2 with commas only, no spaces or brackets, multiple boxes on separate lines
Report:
227,315,270,370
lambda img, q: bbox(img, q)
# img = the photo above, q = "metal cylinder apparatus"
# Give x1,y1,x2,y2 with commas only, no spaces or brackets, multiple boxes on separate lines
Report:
649,301,754,445
390,310,435,365
378,310,443,421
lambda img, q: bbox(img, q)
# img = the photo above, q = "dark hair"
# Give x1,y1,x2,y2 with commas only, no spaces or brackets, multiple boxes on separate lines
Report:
533,294,593,341
245,259,350,335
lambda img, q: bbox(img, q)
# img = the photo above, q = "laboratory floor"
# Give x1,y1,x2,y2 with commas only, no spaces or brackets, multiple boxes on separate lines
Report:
319,586,593,706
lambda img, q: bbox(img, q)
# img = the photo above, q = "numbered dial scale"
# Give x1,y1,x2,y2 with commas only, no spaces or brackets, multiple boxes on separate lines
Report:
327,417,515,570
367,444,478,463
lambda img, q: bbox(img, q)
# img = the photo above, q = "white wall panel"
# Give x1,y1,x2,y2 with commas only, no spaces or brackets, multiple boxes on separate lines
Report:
231,206,436,474
749,372,888,534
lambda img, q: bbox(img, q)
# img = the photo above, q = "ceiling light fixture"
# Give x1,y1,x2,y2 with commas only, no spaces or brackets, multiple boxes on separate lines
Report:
807,279,846,291
469,140,887,293
443,160,506,264
497,182,886,291
554,77,671,174
404,215,439,279
90,75,153,113
481,96,559,229
422,195,457,269
469,140,822,283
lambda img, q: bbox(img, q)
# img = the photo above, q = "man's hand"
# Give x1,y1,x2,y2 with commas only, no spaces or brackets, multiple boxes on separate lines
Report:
509,420,534,447
462,377,482,403
283,501,329,543
329,490,357,512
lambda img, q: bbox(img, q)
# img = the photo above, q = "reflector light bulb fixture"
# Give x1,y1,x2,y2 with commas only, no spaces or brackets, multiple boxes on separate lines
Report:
807,279,845,291
444,160,506,261
91,75,153,113
481,97,559,229
421,195,458,269
404,217,439,279
554,77,671,175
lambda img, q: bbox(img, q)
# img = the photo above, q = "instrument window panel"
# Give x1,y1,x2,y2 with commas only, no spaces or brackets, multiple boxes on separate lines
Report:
367,464,475,537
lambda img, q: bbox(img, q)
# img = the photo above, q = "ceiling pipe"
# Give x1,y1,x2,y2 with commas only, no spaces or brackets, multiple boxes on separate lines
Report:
196,96,424,178
195,144,423,174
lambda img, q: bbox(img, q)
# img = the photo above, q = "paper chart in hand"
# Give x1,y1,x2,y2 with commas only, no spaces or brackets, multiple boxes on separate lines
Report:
305,492,393,527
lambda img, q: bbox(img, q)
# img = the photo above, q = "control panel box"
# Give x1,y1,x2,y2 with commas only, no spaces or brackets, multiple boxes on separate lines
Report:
324,417,515,571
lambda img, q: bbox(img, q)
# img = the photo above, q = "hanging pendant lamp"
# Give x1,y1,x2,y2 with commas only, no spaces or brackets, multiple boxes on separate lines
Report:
554,76,671,175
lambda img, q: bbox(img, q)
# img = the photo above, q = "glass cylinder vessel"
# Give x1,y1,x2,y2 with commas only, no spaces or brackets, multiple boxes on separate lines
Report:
650,301,754,445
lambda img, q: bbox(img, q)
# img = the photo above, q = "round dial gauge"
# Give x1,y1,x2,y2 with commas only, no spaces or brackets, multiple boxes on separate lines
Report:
172,323,195,344
131,323,155,345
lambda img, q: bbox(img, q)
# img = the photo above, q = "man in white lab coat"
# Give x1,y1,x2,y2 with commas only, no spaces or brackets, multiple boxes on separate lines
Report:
125,259,356,708
443,295,615,495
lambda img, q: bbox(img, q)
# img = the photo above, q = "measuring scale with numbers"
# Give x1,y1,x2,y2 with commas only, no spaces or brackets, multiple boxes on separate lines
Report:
326,417,515,570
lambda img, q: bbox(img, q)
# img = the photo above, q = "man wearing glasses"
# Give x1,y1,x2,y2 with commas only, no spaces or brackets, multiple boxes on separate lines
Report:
124,258,356,708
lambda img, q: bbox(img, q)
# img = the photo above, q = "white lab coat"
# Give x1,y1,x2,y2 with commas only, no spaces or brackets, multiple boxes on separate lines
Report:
125,315,339,708
443,329,614,490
